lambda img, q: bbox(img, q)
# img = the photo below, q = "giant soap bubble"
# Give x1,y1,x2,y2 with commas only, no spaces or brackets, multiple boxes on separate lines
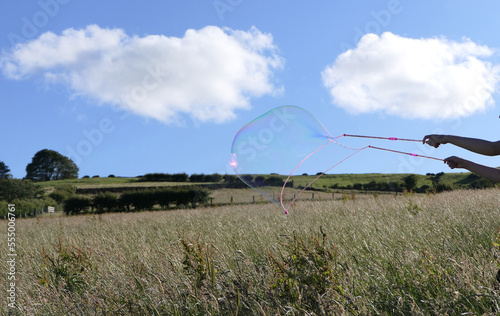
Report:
230,106,367,213
230,105,441,213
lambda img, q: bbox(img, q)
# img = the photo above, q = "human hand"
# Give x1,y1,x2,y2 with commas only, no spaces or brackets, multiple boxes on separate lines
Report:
423,134,448,148
443,156,468,169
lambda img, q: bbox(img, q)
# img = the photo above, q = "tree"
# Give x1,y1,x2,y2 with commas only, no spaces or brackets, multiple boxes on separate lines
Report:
403,174,417,191
0,161,12,179
93,192,119,213
204,173,222,182
428,171,445,190
266,176,285,187
223,174,237,183
64,196,91,215
0,179,43,201
25,149,79,181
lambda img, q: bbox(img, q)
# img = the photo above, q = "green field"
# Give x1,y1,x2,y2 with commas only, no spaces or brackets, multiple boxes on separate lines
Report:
35,176,206,189
290,172,466,189
36,171,475,191
35,176,140,188
29,172,488,211
2,189,499,315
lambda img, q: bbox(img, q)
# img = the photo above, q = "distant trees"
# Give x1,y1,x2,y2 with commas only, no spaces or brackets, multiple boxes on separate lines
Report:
238,175,291,187
0,161,12,179
333,180,402,192
0,179,55,217
25,149,79,181
403,174,417,191
139,173,189,182
0,179,43,201
335,174,455,193
63,188,209,215
63,196,92,215
189,173,222,182
48,185,75,204
139,172,224,183
427,172,445,188
240,175,254,183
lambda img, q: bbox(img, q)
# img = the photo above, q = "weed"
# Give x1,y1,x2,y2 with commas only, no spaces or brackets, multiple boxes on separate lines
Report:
178,236,250,314
406,199,421,215
267,228,352,313
342,193,355,202
179,237,217,295
39,234,94,294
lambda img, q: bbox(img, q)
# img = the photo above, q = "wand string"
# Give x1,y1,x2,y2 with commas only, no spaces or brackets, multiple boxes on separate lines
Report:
343,134,422,142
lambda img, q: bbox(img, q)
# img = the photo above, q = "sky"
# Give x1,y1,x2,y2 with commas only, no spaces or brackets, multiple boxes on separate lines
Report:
2,0,500,179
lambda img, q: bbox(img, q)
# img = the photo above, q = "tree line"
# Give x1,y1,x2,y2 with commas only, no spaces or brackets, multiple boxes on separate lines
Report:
139,172,224,183
1,149,79,181
327,173,494,193
0,149,234,183
63,188,209,215
0,179,55,218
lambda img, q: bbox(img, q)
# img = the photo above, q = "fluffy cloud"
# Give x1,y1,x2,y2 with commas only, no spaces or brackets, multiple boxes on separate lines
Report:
1,24,283,123
322,32,499,120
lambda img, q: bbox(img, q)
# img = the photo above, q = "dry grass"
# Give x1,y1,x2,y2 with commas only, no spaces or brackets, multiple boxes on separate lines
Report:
2,189,500,315
209,187,385,206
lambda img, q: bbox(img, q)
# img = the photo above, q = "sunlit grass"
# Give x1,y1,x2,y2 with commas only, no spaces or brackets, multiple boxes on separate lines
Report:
35,176,140,188
2,189,499,314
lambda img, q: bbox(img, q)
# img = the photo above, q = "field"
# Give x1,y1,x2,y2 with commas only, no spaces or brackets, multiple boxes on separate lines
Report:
292,172,466,189
36,172,473,191
34,172,483,208
2,188,500,315
36,177,207,191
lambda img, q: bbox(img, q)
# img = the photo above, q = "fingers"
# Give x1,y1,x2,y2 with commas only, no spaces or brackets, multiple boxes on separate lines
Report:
444,156,460,169
422,134,440,148
422,135,430,145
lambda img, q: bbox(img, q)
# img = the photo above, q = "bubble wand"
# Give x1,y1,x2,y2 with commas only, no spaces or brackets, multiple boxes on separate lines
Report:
280,134,443,214
343,133,422,142
342,134,444,160
230,105,445,214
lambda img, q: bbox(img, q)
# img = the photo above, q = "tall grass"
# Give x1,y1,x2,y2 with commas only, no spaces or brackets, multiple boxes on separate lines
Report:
2,189,500,315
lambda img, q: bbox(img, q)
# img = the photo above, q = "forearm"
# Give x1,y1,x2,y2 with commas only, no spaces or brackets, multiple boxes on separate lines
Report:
457,159,500,183
444,135,500,156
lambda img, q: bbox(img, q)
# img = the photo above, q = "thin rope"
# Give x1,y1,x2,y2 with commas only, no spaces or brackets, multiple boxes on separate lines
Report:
368,145,443,161
280,135,342,212
343,134,421,142
281,144,368,214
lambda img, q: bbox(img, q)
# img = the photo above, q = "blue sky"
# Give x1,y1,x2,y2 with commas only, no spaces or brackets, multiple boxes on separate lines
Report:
2,0,500,179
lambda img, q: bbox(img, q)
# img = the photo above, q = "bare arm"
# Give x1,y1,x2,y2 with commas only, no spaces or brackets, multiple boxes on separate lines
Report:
423,135,500,156
444,156,500,182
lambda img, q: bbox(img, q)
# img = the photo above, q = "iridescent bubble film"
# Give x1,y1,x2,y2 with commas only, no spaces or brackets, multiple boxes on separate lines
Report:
230,106,442,213
230,106,366,213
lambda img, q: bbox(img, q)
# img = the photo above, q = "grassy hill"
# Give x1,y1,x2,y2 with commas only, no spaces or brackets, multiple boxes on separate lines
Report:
36,176,208,190
36,171,486,192
35,176,139,189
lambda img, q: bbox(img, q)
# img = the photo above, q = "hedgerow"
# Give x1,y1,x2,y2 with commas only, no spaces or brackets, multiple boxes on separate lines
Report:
63,187,209,215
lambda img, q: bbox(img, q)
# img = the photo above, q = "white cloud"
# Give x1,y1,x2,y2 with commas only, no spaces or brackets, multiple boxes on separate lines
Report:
322,32,500,120
1,24,283,123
